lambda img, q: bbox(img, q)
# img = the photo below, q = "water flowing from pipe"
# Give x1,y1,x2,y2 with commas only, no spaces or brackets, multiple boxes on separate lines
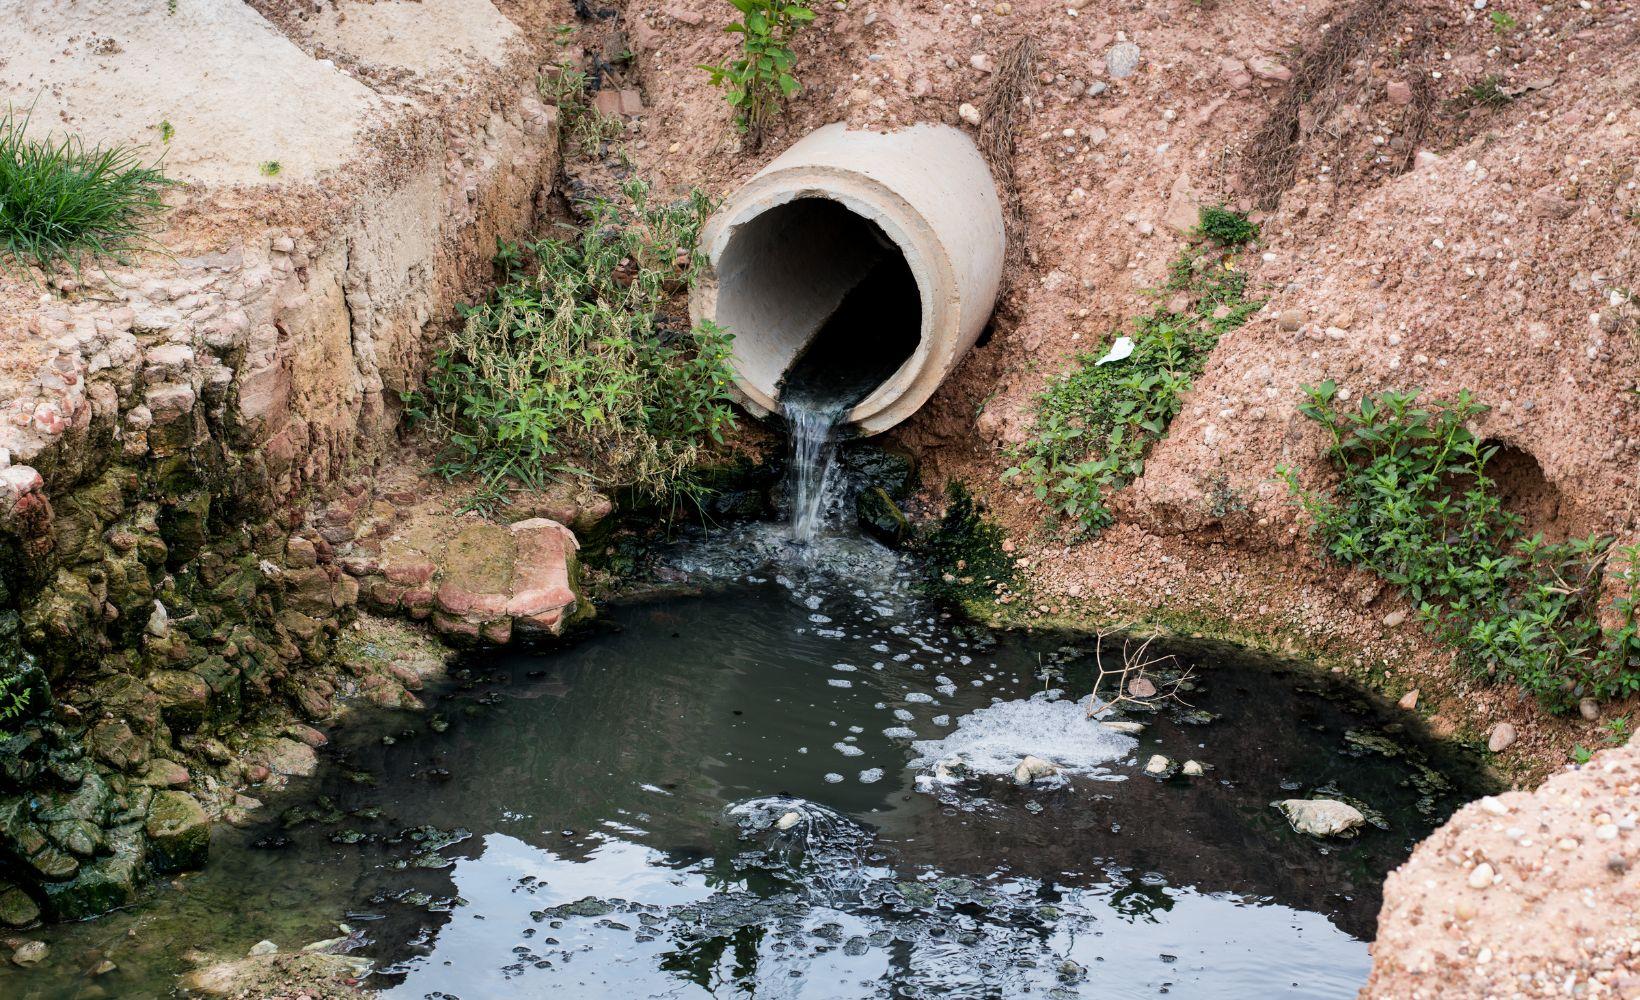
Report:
783,397,847,544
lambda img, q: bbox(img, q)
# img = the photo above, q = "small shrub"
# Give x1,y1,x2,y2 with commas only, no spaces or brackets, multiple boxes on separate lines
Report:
1281,383,1640,710
259,160,282,177
405,180,738,499
1003,213,1263,536
0,109,171,276
1194,204,1259,247
700,0,815,146
1488,10,1517,33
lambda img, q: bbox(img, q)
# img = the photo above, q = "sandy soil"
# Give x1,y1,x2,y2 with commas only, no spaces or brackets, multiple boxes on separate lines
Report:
1366,738,1640,998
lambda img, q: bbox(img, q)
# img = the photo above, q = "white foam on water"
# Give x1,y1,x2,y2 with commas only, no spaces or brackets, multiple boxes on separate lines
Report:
858,768,884,784
910,691,1136,785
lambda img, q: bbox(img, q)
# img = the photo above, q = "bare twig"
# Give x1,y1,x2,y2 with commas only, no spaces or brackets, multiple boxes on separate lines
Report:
1241,0,1405,208
1085,626,1193,717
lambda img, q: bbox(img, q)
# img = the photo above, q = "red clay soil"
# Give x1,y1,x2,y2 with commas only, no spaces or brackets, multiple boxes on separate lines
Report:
602,0,1639,779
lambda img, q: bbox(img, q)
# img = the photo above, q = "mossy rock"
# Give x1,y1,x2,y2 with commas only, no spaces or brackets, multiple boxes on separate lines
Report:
145,790,209,872
41,826,145,920
0,882,40,927
857,487,909,547
148,670,211,733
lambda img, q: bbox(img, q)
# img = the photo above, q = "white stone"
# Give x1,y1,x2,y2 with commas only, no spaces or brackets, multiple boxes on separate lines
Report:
1276,798,1366,837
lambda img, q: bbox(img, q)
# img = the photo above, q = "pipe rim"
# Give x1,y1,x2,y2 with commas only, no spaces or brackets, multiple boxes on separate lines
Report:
692,164,958,434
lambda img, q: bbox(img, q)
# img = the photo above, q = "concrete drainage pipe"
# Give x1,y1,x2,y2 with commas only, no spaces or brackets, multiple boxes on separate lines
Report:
689,123,1006,435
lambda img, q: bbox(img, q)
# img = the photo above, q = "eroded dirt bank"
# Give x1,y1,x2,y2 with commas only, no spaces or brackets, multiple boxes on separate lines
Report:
610,0,1639,777
0,0,571,922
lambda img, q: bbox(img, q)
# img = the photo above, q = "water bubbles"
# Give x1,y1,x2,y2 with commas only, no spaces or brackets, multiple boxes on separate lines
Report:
831,663,858,673
892,709,914,722
828,679,854,689
883,727,917,740
905,693,935,704
833,743,865,758
858,768,885,784
824,772,845,783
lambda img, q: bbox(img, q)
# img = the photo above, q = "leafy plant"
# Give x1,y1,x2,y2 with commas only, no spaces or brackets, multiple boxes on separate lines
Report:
1488,10,1517,33
259,160,282,177
1281,384,1640,710
0,108,171,276
699,0,815,146
1003,212,1263,536
1194,204,1259,247
0,672,30,734
157,120,175,144
405,180,738,500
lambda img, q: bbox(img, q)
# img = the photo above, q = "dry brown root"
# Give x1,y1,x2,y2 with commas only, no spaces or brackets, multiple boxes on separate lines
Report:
979,35,1036,270
1240,0,1406,208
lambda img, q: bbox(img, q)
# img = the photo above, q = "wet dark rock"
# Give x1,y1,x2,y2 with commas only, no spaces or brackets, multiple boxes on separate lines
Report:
837,443,917,500
856,487,909,546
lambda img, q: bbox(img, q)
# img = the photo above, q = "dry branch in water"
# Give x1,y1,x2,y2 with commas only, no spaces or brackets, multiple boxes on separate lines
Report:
1085,627,1193,717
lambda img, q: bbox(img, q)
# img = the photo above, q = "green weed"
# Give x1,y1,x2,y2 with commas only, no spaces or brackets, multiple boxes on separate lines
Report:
0,108,171,276
405,180,738,500
700,0,815,146
1488,10,1517,33
0,672,30,734
1281,383,1640,711
158,120,175,144
1003,208,1263,536
259,160,282,177
1195,204,1260,248
1460,75,1512,109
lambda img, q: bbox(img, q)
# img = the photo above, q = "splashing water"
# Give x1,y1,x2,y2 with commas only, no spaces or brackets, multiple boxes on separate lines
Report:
784,397,848,544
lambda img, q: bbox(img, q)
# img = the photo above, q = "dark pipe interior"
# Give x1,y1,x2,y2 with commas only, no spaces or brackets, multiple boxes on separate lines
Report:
776,213,921,413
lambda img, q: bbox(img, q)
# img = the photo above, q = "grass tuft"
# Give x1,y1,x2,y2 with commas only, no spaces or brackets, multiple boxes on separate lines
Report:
0,108,171,277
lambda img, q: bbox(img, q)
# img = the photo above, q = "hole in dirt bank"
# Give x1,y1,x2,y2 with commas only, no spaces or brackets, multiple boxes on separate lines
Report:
1484,442,1570,541
717,197,922,412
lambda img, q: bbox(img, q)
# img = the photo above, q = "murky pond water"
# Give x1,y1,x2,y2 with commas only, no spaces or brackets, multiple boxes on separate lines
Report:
1,529,1485,999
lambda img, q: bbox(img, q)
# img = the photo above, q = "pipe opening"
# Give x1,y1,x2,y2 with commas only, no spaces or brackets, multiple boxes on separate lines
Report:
715,197,922,417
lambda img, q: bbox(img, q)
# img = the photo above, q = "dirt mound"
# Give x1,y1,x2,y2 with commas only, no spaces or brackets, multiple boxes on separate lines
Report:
1366,739,1640,998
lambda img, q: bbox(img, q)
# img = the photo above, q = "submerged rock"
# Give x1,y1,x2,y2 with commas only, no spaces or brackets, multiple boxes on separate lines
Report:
10,939,47,967
1275,798,1366,838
